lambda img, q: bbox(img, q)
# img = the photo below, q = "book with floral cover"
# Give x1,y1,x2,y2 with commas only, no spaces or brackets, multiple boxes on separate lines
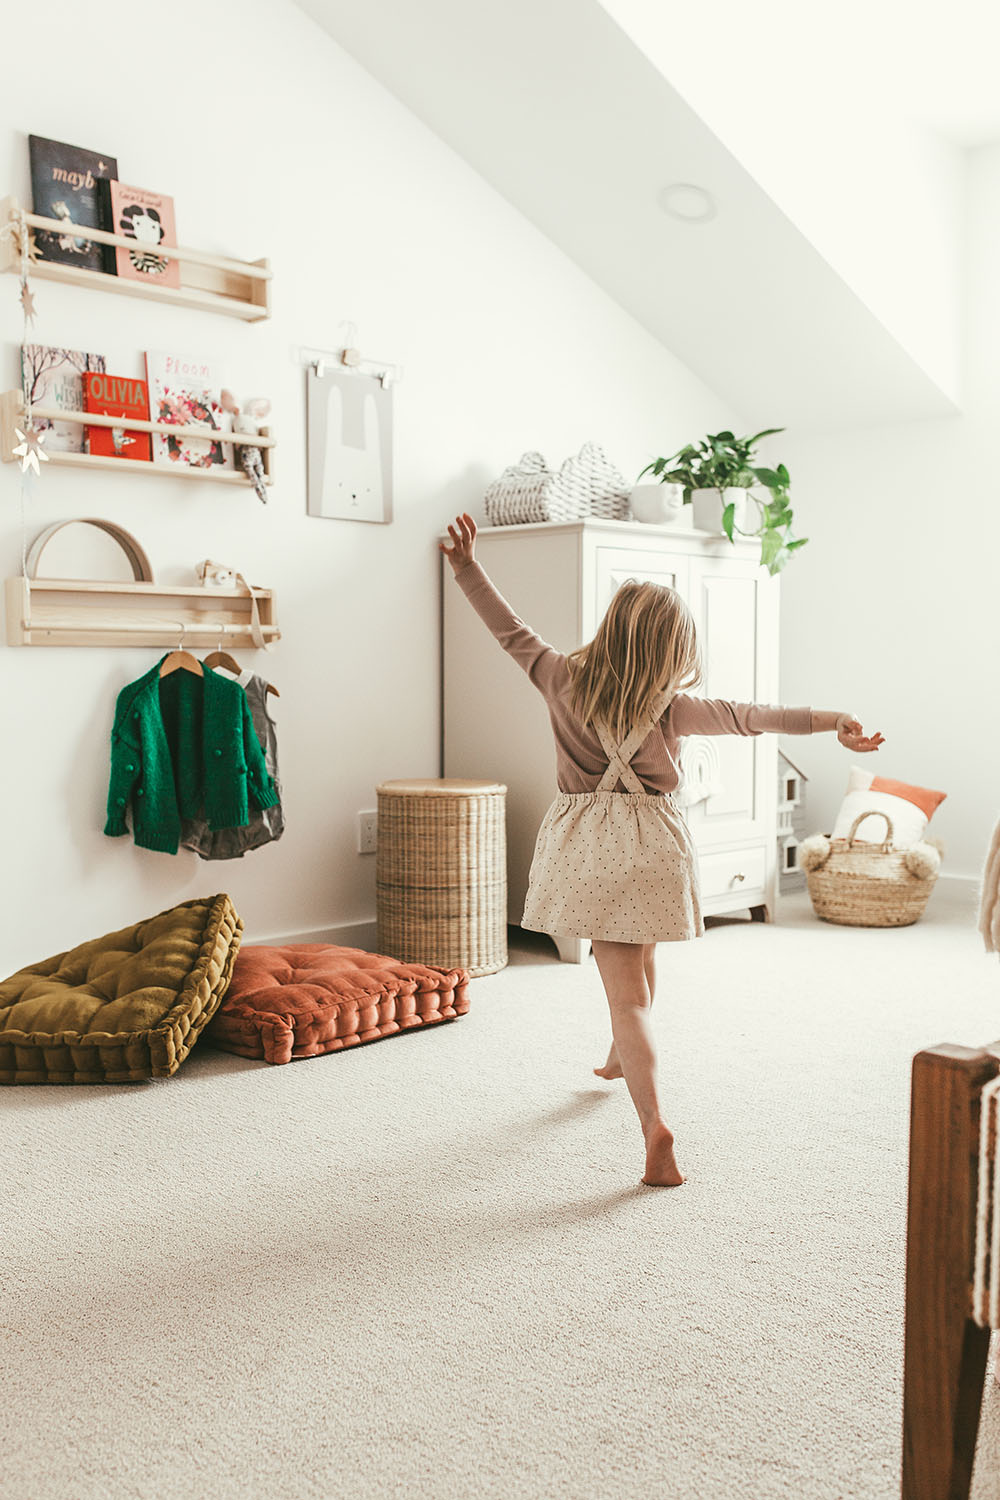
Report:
83,372,152,461
21,344,107,452
28,136,117,271
144,350,230,469
98,181,180,288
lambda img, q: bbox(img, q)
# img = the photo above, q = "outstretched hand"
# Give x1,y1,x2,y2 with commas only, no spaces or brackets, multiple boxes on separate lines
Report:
837,714,885,753
439,513,478,573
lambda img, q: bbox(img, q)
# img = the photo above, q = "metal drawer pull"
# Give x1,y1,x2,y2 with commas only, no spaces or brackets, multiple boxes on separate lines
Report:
732,872,745,882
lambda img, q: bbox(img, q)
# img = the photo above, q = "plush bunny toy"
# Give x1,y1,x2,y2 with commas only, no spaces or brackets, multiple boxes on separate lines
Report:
233,396,270,505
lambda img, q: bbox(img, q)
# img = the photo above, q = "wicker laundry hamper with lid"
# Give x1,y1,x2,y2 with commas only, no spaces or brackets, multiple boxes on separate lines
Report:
803,810,939,928
376,779,507,976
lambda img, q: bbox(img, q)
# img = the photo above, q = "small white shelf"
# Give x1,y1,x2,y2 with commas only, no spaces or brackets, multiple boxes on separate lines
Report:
0,390,273,488
1,196,271,321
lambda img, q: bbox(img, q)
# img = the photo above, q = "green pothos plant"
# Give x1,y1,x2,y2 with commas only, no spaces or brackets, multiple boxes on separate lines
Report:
638,427,808,576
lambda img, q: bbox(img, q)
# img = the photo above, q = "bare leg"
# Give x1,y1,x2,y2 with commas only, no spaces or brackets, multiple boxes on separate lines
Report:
591,940,682,1186
595,942,655,1079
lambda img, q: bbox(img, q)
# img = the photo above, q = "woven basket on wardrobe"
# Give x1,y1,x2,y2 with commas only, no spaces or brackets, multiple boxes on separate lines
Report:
375,779,508,976
805,811,938,928
483,443,629,526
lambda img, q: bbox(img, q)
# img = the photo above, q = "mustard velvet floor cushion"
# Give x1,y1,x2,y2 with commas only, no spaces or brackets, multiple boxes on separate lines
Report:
206,944,470,1064
0,894,242,1085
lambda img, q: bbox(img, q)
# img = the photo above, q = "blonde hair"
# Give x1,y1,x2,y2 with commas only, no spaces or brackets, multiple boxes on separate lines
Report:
566,580,702,743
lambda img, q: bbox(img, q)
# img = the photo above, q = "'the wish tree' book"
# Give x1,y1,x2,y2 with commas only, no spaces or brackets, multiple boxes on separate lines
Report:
21,344,107,452
28,135,117,272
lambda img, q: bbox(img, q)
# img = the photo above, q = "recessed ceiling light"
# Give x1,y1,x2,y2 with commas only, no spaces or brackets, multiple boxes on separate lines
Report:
658,183,717,223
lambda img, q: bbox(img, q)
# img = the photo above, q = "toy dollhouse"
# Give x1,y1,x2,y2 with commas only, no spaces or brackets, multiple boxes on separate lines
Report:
777,748,808,893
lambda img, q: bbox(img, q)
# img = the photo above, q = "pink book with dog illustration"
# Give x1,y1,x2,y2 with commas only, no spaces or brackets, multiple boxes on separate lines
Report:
100,182,180,288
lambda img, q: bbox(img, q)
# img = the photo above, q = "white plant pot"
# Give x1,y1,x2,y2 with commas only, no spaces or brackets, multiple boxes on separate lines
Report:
629,482,684,525
691,487,755,535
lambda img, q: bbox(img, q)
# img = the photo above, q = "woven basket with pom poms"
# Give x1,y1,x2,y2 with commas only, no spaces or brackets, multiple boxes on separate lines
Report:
799,810,940,927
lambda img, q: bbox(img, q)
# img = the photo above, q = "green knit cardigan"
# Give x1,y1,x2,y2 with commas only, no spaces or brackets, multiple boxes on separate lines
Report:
105,658,280,854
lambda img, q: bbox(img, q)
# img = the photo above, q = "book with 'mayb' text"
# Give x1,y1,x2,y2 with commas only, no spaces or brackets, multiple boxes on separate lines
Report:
28,135,117,271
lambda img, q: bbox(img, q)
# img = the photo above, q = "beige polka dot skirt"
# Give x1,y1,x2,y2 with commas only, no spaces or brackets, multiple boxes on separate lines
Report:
521,789,704,944
521,703,704,945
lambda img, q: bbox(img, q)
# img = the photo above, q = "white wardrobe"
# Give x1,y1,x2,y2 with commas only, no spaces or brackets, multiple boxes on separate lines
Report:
442,518,785,961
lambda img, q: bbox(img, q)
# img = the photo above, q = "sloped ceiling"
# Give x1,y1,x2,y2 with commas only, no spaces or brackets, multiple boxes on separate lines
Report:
296,0,960,432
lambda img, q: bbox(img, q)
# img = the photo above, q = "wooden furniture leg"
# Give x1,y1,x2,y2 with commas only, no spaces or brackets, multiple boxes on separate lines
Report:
902,1045,998,1500
553,935,590,964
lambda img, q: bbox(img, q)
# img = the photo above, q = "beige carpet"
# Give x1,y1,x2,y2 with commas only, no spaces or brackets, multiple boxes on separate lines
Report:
3,886,999,1500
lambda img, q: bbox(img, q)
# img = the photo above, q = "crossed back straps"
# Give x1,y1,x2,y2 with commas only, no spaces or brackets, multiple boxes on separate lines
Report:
593,691,670,793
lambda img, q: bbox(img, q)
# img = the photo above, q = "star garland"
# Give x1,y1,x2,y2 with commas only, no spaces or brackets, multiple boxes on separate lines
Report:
2,205,47,610
12,425,47,476
6,205,46,474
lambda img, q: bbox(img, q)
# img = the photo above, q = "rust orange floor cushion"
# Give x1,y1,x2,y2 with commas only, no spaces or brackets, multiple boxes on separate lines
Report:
0,894,242,1084
206,944,470,1063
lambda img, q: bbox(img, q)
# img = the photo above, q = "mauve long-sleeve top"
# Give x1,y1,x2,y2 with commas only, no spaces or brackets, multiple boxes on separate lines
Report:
453,560,814,796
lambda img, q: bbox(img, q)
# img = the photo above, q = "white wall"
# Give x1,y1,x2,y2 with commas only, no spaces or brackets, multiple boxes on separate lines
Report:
294,0,962,434
600,0,965,406
0,0,740,972
777,143,999,882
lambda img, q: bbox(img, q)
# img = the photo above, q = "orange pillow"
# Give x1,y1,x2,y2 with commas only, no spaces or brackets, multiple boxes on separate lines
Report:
831,767,946,845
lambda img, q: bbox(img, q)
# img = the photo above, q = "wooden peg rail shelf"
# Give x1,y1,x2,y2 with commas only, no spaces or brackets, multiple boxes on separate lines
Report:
6,577,280,649
0,391,273,487
0,196,271,320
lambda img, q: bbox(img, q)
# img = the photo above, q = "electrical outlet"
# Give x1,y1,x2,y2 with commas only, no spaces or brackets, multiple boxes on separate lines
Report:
357,810,377,854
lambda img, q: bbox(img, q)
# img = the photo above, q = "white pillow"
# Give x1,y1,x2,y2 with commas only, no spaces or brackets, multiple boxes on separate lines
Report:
830,766,946,848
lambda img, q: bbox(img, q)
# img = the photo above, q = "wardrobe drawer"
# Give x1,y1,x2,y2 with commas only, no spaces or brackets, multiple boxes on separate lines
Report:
697,845,766,900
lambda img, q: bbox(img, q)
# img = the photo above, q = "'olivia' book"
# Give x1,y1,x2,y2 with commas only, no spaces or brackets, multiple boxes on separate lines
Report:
28,136,117,272
98,181,180,288
21,344,107,452
83,372,152,461
144,350,230,469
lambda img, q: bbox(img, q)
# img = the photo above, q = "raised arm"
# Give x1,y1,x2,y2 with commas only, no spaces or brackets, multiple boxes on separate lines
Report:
440,513,564,693
669,695,884,751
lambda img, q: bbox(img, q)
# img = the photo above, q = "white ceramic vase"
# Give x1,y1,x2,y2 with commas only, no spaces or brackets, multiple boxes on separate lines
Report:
691,487,755,535
628,483,684,525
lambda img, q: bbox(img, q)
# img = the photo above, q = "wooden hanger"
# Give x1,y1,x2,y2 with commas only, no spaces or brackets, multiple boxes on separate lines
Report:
202,649,242,676
202,649,280,697
159,650,203,679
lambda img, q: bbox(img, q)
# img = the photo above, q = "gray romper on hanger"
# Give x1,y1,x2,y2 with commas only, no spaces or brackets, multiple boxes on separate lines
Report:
180,670,285,860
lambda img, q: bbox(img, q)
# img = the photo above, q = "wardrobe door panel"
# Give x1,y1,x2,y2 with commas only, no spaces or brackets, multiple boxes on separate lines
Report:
592,546,690,634
684,557,769,846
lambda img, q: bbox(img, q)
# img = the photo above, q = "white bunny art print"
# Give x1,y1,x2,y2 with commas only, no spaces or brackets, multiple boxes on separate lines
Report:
307,366,393,523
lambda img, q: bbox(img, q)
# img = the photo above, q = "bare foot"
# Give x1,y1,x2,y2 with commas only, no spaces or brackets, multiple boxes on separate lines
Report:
642,1122,685,1187
593,1045,624,1081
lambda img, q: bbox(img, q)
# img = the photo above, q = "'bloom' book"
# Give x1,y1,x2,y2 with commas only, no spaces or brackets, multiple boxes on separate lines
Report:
21,344,107,452
98,181,180,288
28,136,117,272
144,350,229,469
83,372,152,461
